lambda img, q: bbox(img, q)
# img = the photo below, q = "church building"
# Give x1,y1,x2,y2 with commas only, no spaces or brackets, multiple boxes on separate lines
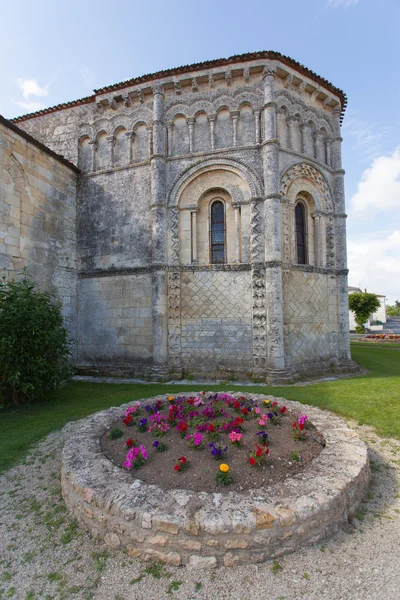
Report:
0,51,354,381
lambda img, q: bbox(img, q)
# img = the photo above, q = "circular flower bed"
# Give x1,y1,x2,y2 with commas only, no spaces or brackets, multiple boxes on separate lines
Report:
61,393,369,568
100,393,325,493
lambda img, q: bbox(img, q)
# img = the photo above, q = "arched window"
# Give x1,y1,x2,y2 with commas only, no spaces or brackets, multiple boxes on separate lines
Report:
210,200,225,263
295,202,307,264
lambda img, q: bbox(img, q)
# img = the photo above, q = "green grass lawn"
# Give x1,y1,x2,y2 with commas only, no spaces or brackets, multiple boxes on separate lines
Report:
0,343,399,474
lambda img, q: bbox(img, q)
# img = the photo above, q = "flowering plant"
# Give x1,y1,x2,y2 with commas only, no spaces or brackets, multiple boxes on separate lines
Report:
215,463,232,485
209,442,228,460
174,455,189,472
148,413,170,436
124,445,147,470
228,431,243,446
187,433,204,450
138,418,149,432
248,443,270,467
126,438,135,448
122,403,141,425
256,430,268,445
153,439,167,452
176,420,188,437
292,414,308,440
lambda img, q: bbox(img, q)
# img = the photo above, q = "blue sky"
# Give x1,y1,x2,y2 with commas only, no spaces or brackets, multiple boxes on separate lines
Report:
1,0,399,302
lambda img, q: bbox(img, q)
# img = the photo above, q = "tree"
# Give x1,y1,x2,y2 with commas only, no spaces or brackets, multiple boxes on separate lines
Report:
0,273,72,407
386,301,400,317
348,292,381,334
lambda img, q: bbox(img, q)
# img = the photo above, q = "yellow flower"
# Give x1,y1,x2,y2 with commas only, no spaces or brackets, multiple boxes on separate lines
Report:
264,399,270,405
220,464,229,473
168,396,175,402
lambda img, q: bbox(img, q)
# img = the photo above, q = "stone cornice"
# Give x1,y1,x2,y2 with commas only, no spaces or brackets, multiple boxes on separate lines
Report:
78,263,348,279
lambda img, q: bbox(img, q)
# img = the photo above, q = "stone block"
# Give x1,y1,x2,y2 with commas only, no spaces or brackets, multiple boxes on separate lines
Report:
142,549,181,566
188,555,217,569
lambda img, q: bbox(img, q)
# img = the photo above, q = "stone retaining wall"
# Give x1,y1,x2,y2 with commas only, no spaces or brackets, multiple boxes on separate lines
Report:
61,393,369,568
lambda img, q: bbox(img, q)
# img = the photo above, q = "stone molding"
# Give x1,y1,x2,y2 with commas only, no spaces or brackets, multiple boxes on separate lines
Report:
77,264,349,278
61,393,369,568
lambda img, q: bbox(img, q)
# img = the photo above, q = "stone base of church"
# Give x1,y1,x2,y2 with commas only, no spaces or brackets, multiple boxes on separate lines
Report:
74,357,361,384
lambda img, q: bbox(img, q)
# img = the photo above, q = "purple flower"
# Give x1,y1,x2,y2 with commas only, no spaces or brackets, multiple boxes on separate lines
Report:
153,440,160,448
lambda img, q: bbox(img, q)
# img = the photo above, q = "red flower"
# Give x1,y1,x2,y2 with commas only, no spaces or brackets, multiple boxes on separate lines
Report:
292,422,297,428
122,415,132,426
177,421,188,433
249,457,256,466
299,423,305,431
126,438,134,448
241,407,249,416
178,456,187,464
265,447,270,455
234,401,240,410
280,406,287,414
174,464,181,471
272,401,278,407
207,424,215,432
255,444,263,457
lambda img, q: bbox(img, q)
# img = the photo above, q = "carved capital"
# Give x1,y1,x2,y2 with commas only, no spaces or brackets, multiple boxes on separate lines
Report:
208,73,214,87
263,64,275,78
207,114,216,122
174,80,181,95
284,73,293,88
186,117,195,125
243,67,250,81
230,110,240,120
137,88,144,103
192,78,198,92
152,83,164,96
225,69,232,85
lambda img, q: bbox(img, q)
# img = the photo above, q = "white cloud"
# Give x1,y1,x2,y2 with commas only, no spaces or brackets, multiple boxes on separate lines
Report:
327,0,359,7
348,230,400,303
16,78,48,101
349,147,400,216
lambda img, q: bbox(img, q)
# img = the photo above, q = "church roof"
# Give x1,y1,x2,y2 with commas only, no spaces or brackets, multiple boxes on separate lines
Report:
10,50,347,124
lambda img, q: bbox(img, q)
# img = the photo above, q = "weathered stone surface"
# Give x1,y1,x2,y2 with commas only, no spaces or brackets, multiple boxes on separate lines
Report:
141,513,152,529
104,532,121,548
253,509,276,530
179,540,202,551
188,555,217,569
127,545,141,558
223,552,240,567
155,520,179,535
224,538,249,549
142,549,181,566
148,535,169,547
275,505,296,527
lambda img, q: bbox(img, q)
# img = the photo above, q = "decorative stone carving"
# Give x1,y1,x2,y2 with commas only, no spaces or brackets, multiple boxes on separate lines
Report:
252,268,267,368
326,219,335,268
137,88,144,103
192,78,198,92
167,271,181,368
284,73,294,88
225,69,232,86
280,163,334,212
250,198,262,263
208,73,214,88
174,81,182,95
169,207,179,266
243,67,250,82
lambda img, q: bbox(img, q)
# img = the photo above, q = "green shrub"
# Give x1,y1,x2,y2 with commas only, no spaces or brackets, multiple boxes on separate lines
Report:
349,292,381,332
0,273,72,407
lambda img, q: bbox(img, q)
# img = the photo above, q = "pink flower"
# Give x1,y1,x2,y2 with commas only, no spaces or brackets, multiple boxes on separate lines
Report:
228,431,242,443
255,407,261,414
140,445,147,460
193,433,203,446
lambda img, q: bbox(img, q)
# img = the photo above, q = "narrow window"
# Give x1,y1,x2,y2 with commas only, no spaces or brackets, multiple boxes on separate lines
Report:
295,202,307,264
210,200,225,263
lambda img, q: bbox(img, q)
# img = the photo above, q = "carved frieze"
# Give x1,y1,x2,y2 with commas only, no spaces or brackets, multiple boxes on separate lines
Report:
252,268,267,368
167,271,181,368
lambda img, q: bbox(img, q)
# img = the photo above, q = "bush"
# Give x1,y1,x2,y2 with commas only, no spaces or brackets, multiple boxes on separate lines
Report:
0,273,72,407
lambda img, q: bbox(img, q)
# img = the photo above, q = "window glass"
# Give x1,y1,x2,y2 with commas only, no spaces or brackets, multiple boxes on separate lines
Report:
295,202,307,264
211,201,225,263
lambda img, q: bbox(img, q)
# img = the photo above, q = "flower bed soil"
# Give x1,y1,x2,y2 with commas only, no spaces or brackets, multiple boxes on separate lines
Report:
100,393,325,493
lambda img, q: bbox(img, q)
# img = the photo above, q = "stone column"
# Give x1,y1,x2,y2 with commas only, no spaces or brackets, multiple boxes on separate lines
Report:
254,109,261,144
106,135,114,168
89,140,97,171
288,201,296,263
208,114,216,150
313,212,322,266
166,121,173,157
326,139,331,167
261,65,285,375
300,123,308,155
150,84,168,372
146,126,153,158
286,116,295,150
331,107,351,361
187,117,194,152
231,111,239,146
233,205,241,262
315,132,325,162
125,131,134,163
191,210,198,264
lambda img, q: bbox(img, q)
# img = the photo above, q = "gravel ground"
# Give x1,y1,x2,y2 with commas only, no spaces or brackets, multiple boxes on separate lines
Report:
1,417,399,600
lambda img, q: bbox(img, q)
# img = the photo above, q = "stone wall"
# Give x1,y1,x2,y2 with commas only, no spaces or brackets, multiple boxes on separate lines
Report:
0,117,78,344
78,273,153,368
180,270,253,371
282,270,339,367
